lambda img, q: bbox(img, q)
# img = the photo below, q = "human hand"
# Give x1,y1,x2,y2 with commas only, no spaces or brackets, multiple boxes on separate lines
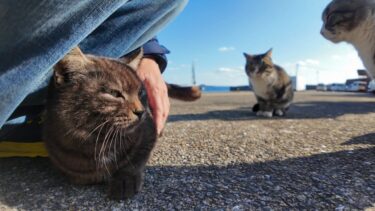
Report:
136,57,170,135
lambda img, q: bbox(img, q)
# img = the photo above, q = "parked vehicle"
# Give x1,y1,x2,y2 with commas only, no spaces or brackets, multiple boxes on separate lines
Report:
325,83,334,91
316,83,327,91
347,81,367,92
368,80,375,93
329,83,347,92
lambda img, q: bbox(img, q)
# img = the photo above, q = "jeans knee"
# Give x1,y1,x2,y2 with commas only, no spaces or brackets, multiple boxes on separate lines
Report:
177,0,189,8
171,0,189,15
176,0,189,8
161,0,189,11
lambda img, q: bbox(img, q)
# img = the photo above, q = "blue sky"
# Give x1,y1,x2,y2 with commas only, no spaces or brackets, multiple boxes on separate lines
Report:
158,0,364,86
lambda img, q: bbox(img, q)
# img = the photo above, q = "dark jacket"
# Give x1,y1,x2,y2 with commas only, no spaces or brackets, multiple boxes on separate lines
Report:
142,37,170,73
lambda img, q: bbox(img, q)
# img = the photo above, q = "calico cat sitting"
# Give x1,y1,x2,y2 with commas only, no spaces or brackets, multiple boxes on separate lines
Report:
244,49,294,117
43,47,199,200
321,0,375,77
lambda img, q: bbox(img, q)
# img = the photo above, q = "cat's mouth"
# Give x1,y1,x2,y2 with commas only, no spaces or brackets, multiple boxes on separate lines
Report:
250,71,261,77
113,114,145,130
321,28,341,43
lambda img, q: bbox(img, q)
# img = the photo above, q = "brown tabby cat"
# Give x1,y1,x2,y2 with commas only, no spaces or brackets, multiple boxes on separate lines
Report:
244,49,294,117
321,0,375,77
43,47,199,200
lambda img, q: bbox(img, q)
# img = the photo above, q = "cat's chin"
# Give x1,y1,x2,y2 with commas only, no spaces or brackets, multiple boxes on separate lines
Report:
321,29,343,43
117,119,144,132
326,37,341,43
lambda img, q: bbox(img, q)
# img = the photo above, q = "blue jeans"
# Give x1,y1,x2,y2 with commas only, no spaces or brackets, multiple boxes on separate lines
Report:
0,0,188,129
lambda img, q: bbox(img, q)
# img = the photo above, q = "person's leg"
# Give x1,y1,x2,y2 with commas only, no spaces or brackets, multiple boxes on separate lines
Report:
0,0,188,128
14,0,188,108
0,0,129,128
79,0,188,58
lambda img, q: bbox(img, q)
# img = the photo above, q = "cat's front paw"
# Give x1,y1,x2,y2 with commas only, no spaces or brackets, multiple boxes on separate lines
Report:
108,172,144,200
274,109,285,117
256,111,273,118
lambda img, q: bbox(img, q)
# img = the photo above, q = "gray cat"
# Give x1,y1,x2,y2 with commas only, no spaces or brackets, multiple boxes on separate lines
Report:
321,0,375,77
244,49,294,117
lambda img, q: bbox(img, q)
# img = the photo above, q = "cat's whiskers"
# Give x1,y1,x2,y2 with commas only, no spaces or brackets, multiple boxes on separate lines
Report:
88,119,109,137
113,127,121,169
101,125,120,176
99,125,116,175
108,126,119,164
99,126,114,165
94,120,108,166
64,127,75,137
99,125,113,157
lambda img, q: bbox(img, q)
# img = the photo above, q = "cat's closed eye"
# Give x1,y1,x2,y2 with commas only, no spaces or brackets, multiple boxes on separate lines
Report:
100,87,124,99
327,12,352,26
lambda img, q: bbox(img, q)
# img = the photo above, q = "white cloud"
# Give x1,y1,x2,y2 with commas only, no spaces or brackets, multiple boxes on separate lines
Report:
306,59,320,66
167,63,191,71
218,46,236,52
282,60,320,76
281,50,364,85
217,67,243,73
297,59,320,67
215,67,246,80
297,61,307,66
331,55,342,60
198,70,248,86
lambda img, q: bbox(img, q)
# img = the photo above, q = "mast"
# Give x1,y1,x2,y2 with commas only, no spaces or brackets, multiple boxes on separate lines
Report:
192,61,196,85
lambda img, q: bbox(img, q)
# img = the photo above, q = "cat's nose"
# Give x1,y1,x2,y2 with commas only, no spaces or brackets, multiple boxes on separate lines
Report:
320,28,326,36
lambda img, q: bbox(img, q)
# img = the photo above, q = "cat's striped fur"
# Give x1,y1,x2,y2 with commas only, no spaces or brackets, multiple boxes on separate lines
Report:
43,47,200,200
244,49,294,117
321,0,375,77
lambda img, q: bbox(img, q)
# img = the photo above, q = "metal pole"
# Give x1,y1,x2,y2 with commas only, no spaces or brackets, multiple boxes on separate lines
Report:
192,62,196,85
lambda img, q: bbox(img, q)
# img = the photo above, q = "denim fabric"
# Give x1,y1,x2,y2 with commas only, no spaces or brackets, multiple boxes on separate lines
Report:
0,0,188,129
143,38,170,72
143,38,170,55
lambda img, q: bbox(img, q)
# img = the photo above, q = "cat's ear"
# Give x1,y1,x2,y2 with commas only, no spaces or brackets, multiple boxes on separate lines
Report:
265,48,273,58
120,48,143,70
261,48,274,66
54,47,89,86
243,52,253,60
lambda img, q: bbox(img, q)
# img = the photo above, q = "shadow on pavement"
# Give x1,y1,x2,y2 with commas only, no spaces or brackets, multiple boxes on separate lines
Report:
312,92,375,98
0,146,374,209
168,101,375,122
343,133,375,146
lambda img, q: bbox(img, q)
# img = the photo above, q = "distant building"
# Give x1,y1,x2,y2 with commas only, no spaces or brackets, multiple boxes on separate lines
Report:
345,78,368,86
345,69,371,86
357,69,370,78
305,85,317,90
290,76,306,91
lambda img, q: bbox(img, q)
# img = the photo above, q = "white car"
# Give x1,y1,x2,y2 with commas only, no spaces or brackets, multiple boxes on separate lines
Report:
316,83,327,91
347,81,367,92
330,83,347,92
368,80,375,93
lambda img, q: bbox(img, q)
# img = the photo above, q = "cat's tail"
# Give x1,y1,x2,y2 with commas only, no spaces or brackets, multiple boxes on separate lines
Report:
167,83,202,101
252,103,260,112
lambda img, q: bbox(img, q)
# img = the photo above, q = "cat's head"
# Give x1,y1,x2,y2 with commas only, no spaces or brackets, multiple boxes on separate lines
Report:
321,0,375,43
243,49,274,77
51,47,146,134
